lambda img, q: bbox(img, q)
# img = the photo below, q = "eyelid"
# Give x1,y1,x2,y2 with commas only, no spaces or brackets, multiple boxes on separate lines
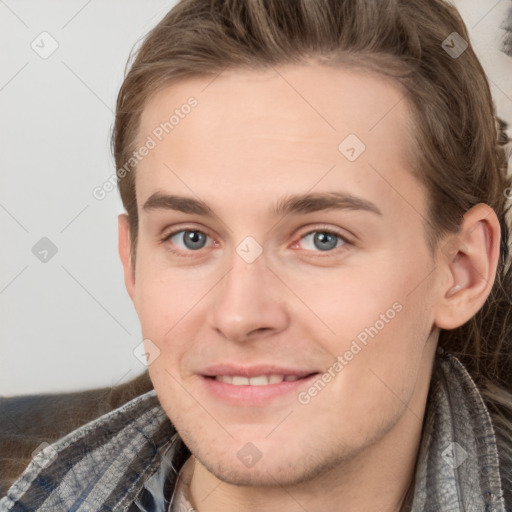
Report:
162,226,211,241
160,225,217,256
291,225,354,253
297,224,355,244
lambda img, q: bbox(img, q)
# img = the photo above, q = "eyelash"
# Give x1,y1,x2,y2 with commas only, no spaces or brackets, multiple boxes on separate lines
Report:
160,226,352,257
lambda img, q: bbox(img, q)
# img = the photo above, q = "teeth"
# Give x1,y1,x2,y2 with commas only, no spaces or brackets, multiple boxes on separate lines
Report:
214,374,302,386
232,376,249,385
249,375,271,386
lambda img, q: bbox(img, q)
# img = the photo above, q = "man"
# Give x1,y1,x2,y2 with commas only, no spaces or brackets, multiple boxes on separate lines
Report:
1,0,511,510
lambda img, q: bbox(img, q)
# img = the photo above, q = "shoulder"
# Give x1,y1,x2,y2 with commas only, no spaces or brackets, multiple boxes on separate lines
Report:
0,372,153,496
0,386,173,511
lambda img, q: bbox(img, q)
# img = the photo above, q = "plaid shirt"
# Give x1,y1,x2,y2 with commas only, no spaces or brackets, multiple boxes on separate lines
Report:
0,350,507,511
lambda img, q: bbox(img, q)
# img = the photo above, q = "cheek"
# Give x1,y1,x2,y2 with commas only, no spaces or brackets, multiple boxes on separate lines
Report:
278,253,406,338
133,251,212,335
293,251,432,390
353,298,432,414
132,262,218,386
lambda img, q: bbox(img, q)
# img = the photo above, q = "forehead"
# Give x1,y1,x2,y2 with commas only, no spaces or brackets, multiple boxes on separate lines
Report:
138,63,413,153
135,63,426,225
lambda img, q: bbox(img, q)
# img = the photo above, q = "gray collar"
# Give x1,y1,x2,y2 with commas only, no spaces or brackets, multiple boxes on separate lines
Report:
401,348,506,511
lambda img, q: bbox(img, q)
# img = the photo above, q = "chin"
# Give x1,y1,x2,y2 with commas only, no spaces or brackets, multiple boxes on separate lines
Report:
197,455,313,487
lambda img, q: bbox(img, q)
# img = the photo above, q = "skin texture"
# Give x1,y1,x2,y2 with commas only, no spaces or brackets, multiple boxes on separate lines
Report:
118,63,500,512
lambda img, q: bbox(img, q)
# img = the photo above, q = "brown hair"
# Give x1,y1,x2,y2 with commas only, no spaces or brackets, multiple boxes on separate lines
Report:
111,0,512,503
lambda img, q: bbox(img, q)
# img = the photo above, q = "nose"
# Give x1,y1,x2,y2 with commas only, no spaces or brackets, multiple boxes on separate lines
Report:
207,251,289,343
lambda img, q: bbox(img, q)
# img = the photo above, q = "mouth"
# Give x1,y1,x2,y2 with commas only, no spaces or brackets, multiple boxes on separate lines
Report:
199,366,321,405
208,374,314,386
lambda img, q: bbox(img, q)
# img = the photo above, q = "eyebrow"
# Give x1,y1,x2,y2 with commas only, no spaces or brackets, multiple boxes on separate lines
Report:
142,191,382,217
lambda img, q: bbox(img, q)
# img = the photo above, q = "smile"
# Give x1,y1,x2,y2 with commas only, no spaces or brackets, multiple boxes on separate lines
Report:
214,374,302,385
201,371,320,406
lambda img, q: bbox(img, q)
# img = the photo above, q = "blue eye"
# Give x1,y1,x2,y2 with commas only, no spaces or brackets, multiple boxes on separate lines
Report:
161,227,350,256
166,230,210,251
300,231,347,251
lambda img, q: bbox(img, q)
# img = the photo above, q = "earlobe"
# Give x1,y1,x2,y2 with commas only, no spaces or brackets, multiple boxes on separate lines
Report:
434,203,501,330
118,213,136,303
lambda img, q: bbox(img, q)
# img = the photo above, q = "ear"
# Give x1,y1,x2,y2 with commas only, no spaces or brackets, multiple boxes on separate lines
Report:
433,203,501,330
118,213,136,303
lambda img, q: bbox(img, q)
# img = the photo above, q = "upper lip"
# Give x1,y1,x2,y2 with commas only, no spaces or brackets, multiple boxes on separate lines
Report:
200,364,319,378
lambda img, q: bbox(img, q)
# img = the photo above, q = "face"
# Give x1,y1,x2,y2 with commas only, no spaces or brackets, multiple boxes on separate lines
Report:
119,63,442,487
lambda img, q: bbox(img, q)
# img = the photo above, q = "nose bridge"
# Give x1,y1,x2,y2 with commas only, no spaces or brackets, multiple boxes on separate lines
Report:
222,233,271,297
220,249,269,313
208,245,288,341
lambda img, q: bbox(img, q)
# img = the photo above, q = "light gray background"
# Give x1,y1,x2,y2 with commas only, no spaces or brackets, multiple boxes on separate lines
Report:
1,0,511,396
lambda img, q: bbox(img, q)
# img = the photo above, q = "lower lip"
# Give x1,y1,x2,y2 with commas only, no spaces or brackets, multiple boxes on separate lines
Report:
200,374,320,406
